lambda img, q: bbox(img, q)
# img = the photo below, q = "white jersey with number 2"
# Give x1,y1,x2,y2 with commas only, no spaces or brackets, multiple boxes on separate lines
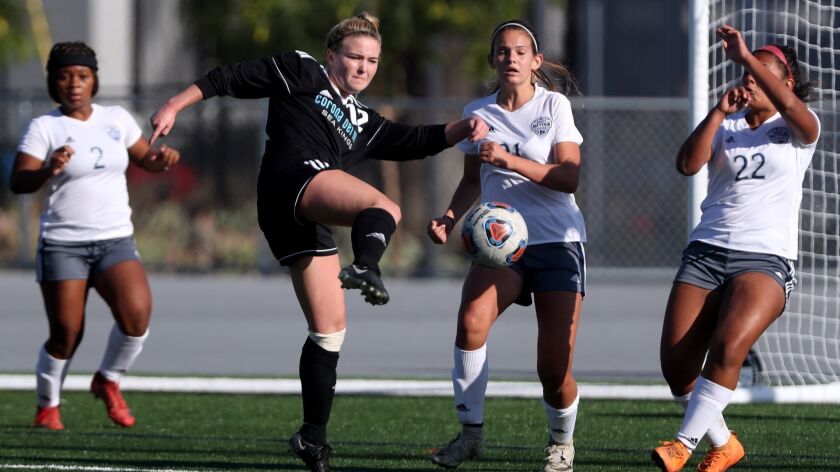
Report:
457,85,586,244
17,104,143,242
691,109,820,260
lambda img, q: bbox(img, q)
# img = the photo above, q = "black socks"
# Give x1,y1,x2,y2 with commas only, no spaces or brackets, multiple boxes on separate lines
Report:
299,337,339,446
350,208,396,272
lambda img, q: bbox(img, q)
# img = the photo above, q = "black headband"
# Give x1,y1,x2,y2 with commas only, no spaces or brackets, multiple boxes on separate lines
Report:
47,54,98,73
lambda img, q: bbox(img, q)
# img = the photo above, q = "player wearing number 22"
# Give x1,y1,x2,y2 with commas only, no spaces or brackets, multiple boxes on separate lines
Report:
427,20,586,471
10,42,181,431
652,26,820,472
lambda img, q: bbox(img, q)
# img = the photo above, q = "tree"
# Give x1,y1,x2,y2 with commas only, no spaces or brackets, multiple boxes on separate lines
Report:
180,0,529,96
0,0,35,66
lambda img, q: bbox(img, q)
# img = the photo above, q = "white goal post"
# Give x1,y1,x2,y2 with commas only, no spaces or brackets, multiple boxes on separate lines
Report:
690,0,840,394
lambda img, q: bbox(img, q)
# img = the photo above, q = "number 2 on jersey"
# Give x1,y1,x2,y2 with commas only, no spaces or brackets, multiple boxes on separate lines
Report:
90,147,105,169
734,153,765,181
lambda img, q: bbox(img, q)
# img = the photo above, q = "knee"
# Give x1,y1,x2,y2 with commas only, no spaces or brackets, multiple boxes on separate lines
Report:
46,331,83,358
116,305,152,337
456,308,491,349
371,199,401,225
308,328,346,353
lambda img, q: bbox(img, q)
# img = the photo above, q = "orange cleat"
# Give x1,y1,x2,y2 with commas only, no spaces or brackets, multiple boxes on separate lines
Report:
652,440,691,472
697,431,745,472
91,372,136,427
33,405,64,430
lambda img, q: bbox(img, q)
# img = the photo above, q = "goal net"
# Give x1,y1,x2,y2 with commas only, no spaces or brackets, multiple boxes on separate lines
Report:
703,0,840,386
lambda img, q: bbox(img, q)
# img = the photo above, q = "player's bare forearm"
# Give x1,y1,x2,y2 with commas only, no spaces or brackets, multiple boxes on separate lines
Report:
676,109,724,176
741,55,818,143
9,166,53,194
509,157,579,193
150,85,204,144
446,175,481,223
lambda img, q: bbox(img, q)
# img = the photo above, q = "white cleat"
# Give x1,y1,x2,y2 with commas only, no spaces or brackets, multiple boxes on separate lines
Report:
544,440,574,472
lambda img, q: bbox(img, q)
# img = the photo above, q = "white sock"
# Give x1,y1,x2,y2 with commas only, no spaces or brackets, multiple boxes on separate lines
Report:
98,325,148,382
674,391,731,447
544,394,579,444
36,346,70,408
676,377,734,451
452,344,488,425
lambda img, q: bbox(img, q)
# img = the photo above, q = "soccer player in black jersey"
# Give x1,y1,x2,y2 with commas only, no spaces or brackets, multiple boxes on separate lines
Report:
150,12,487,472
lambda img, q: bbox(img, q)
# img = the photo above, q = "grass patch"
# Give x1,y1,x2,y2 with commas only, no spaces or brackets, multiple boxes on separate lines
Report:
1,390,838,470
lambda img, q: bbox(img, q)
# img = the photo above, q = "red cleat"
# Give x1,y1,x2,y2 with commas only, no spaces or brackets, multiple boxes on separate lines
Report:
91,372,136,427
33,405,64,430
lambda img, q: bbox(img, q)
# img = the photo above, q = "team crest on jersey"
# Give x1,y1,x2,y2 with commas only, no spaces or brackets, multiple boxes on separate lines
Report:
105,125,121,142
768,127,790,144
530,116,552,137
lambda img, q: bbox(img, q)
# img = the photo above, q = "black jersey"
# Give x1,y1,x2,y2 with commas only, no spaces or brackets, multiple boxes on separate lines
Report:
195,50,450,172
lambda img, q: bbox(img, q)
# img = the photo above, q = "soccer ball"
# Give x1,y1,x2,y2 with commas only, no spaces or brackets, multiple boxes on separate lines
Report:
462,202,528,268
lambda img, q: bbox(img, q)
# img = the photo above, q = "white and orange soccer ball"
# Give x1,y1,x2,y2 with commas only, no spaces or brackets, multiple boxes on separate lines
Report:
462,202,528,268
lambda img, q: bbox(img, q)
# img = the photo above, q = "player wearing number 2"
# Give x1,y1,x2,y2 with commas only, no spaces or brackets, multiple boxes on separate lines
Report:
652,26,819,472
10,42,180,430
427,20,585,471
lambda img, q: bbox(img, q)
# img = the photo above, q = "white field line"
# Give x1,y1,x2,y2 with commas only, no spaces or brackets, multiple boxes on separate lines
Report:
0,465,217,472
1,374,838,403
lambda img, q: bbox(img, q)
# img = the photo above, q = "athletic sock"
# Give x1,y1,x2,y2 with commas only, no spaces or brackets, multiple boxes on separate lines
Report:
676,376,734,451
36,346,70,408
452,344,488,426
299,337,339,446
674,391,731,447
98,325,149,382
350,208,396,272
544,393,579,444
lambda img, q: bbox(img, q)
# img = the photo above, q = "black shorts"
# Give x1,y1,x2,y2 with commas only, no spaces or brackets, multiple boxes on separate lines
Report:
257,144,339,266
509,242,586,306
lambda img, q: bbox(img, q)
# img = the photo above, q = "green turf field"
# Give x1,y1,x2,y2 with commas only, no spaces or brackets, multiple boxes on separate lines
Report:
1,390,838,471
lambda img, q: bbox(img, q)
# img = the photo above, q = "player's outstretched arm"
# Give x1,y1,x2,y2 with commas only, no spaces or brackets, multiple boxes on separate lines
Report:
443,116,488,145
150,84,204,145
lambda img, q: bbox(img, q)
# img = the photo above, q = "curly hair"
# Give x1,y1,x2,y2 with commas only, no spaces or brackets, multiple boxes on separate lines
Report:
46,41,99,103
768,44,814,102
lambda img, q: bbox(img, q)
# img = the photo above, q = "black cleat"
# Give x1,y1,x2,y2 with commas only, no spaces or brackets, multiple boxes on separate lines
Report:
338,264,390,305
290,431,332,472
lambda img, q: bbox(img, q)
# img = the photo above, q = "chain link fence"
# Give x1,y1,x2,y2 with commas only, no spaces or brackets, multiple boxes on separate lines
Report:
0,93,690,275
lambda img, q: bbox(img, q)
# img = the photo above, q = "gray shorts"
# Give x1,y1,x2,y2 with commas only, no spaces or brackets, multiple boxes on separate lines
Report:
674,241,796,300
36,237,141,282
510,242,586,307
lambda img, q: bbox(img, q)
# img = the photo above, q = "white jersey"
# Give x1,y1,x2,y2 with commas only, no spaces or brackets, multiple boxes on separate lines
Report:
690,109,820,259
17,104,143,241
457,85,586,244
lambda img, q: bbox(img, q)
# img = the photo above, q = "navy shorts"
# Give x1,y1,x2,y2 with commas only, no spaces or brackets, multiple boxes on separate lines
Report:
36,236,141,282
257,144,338,266
510,242,586,306
674,241,796,301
